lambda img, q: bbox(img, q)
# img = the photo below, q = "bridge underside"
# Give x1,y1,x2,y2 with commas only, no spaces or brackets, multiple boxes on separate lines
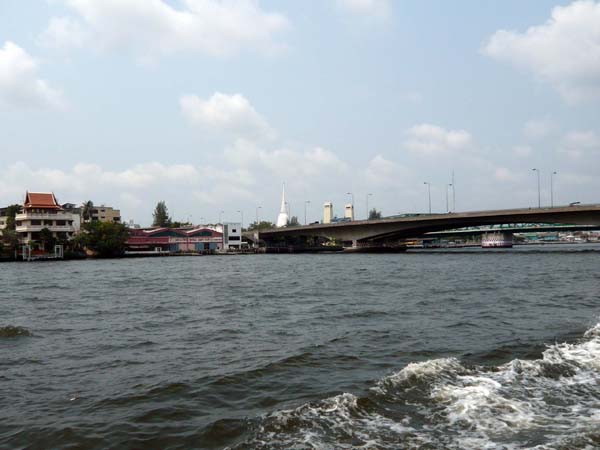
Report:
253,206,600,247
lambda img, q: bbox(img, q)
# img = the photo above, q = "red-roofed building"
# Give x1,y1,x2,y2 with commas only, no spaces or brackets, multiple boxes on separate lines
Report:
15,192,76,243
126,227,224,254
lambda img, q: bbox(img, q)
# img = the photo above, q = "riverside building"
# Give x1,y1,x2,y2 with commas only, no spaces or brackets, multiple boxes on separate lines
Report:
15,192,76,243
90,205,121,223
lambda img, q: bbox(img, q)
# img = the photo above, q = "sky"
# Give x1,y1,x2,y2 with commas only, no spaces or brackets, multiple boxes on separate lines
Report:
0,0,599,226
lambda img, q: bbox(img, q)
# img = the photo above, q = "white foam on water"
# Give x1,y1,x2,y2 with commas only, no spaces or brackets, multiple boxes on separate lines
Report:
238,322,600,449
249,392,419,449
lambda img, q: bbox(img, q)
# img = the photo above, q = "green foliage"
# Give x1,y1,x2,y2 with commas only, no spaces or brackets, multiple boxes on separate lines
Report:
246,220,276,231
287,216,300,227
38,227,56,252
170,221,192,228
1,229,19,258
368,208,382,220
82,200,94,222
152,201,171,227
4,204,21,230
80,221,129,257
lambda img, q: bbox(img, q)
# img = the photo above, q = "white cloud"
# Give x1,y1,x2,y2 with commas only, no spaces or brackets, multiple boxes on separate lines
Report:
483,1,600,103
41,0,290,59
513,145,533,157
39,16,89,49
180,92,275,140
560,130,600,158
494,167,519,182
404,124,472,155
0,41,64,109
336,0,391,19
365,154,410,186
260,146,346,179
523,119,554,140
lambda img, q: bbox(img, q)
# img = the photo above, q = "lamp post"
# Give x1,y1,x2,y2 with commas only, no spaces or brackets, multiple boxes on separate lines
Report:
452,170,456,212
550,171,557,207
423,182,431,214
237,210,243,229
366,193,373,220
446,184,452,213
255,206,261,227
532,168,540,208
304,200,310,225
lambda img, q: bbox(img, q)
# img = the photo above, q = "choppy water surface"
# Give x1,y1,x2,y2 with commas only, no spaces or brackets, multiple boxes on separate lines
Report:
1,245,600,449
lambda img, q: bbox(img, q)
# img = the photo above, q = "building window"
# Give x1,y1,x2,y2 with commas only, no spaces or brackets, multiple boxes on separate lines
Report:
31,220,41,226
228,236,241,241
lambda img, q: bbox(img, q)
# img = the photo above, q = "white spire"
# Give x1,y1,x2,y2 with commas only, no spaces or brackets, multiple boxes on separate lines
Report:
276,182,289,227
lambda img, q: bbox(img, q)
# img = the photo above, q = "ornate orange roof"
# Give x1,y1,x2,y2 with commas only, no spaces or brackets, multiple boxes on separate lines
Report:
24,192,62,210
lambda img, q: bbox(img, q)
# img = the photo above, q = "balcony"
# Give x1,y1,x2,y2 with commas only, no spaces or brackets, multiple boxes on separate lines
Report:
16,225,75,233
16,212,74,221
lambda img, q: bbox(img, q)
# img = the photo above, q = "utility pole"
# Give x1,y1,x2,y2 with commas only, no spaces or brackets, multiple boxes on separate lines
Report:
452,170,456,212
532,168,541,208
237,210,243,229
366,193,373,219
304,200,310,225
255,206,261,226
219,210,224,224
551,171,557,207
446,184,452,213
423,182,431,214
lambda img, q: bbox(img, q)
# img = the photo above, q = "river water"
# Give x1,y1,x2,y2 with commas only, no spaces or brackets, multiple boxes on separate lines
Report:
1,245,600,449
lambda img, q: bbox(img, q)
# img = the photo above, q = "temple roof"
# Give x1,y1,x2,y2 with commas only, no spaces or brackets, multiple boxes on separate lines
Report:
24,192,62,210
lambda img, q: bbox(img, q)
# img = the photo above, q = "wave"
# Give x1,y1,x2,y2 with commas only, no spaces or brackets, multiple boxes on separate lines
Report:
231,322,600,449
0,325,32,338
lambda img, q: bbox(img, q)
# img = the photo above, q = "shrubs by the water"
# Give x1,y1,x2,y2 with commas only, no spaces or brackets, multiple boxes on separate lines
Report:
77,221,129,258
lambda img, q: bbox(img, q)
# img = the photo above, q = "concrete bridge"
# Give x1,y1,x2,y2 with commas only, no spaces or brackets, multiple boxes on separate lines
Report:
251,204,600,246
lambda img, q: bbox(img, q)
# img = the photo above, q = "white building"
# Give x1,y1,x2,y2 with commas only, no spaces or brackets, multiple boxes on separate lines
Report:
222,222,243,249
15,192,76,243
323,202,333,224
276,183,289,227
344,203,354,221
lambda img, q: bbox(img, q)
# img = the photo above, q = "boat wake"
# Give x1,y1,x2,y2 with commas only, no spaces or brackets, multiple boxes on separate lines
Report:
232,322,600,449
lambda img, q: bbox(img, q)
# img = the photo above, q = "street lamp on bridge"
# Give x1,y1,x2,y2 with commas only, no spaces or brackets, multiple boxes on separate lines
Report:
423,182,431,214
256,206,261,226
532,168,541,208
551,171,558,207
304,200,310,225
366,193,373,220
446,184,453,213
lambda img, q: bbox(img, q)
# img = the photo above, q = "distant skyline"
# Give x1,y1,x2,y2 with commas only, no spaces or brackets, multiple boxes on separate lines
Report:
1,0,599,225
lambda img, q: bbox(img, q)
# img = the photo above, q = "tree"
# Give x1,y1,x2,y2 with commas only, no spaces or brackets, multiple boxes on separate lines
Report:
4,204,21,231
1,229,19,258
152,201,171,227
82,200,94,223
246,221,276,231
39,227,56,252
287,216,300,227
368,208,382,220
80,221,129,257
